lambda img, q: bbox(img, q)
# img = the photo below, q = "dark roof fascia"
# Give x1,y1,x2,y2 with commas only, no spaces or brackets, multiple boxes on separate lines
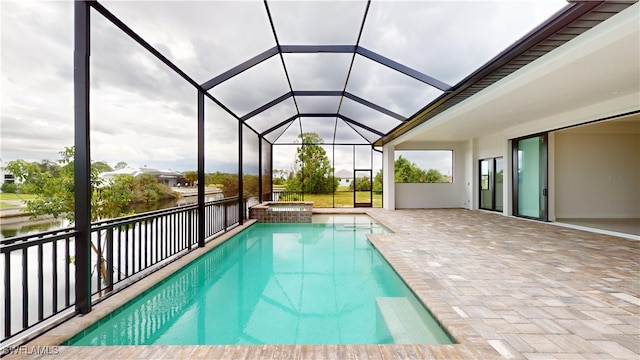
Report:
375,1,611,146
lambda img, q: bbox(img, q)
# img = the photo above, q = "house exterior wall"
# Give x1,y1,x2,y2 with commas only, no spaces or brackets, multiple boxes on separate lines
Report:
391,115,639,216
498,98,638,219
554,124,640,219
0,169,14,187
338,178,352,187
476,132,503,160
470,132,512,214
0,160,16,188
467,116,639,220
394,141,470,209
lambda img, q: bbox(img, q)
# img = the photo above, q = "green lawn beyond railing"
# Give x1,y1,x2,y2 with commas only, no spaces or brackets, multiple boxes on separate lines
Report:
274,190,382,208
0,193,37,209
0,193,37,201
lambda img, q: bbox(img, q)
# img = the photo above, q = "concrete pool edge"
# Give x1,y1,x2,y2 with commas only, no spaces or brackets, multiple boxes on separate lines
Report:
7,343,492,359
363,211,498,355
10,211,500,359
366,233,457,343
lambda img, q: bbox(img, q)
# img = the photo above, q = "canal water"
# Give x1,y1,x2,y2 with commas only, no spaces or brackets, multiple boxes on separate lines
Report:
0,193,226,240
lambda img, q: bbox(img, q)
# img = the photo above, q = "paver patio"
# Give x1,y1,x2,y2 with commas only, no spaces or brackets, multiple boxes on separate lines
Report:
8,209,639,359
365,209,639,359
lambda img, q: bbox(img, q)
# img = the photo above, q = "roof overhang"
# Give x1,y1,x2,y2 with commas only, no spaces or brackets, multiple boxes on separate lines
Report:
380,1,639,146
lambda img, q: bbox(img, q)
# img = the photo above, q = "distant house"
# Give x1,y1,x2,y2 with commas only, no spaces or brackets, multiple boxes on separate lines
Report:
139,167,186,187
1,171,15,187
0,159,17,189
99,167,185,187
335,169,353,187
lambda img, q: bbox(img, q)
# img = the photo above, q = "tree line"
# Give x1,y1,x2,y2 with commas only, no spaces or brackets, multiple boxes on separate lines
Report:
179,171,265,198
4,138,448,221
274,133,449,193
3,147,269,221
5,147,178,222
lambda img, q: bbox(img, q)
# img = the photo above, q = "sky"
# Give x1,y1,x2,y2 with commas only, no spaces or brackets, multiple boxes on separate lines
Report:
0,0,566,176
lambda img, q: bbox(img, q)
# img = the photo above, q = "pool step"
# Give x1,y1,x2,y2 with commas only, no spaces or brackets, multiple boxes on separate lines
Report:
375,297,431,344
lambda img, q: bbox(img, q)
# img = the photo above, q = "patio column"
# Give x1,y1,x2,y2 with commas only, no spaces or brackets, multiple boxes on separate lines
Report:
197,91,205,247
547,132,556,221
468,138,476,210
382,143,395,210
73,0,92,314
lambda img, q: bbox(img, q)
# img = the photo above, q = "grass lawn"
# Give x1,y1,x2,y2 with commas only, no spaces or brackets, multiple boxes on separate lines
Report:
0,193,37,201
302,191,382,208
0,202,14,208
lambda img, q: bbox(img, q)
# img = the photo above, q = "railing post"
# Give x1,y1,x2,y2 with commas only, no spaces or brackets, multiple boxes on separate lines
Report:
188,209,193,247
224,203,228,231
4,252,11,337
38,244,44,321
74,0,92,314
105,227,114,293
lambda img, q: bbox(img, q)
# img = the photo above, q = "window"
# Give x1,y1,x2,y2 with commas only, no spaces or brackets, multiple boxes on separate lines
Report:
394,150,453,183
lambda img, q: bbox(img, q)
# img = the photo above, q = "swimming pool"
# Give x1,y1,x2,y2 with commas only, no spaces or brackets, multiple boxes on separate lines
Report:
66,216,453,345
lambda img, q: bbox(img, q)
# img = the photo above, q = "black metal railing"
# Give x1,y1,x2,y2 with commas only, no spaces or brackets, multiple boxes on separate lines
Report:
272,190,304,202
0,196,246,343
2,227,79,344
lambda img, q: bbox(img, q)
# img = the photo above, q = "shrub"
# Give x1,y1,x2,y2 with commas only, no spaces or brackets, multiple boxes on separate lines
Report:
1,182,18,193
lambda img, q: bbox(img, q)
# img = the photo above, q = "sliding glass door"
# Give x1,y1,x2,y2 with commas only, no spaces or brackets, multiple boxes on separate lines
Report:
513,134,548,221
479,157,503,212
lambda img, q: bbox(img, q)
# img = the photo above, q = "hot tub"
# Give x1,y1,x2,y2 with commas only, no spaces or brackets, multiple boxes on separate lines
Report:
249,201,313,223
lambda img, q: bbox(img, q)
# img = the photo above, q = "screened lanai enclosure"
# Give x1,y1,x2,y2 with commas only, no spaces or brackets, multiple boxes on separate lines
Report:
2,0,586,344
71,0,567,211
80,0,465,210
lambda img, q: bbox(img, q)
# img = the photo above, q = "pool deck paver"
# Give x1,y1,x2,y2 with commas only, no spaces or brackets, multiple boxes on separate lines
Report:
6,208,639,359
363,209,639,359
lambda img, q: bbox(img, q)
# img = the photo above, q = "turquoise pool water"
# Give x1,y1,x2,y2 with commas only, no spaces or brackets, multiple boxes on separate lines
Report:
66,216,453,345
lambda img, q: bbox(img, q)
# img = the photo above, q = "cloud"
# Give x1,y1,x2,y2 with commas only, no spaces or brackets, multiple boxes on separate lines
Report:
268,1,368,45
246,97,297,134
2,0,565,175
1,114,73,161
90,13,194,105
284,53,353,91
1,2,74,162
209,56,291,116
359,1,566,86
103,0,275,83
